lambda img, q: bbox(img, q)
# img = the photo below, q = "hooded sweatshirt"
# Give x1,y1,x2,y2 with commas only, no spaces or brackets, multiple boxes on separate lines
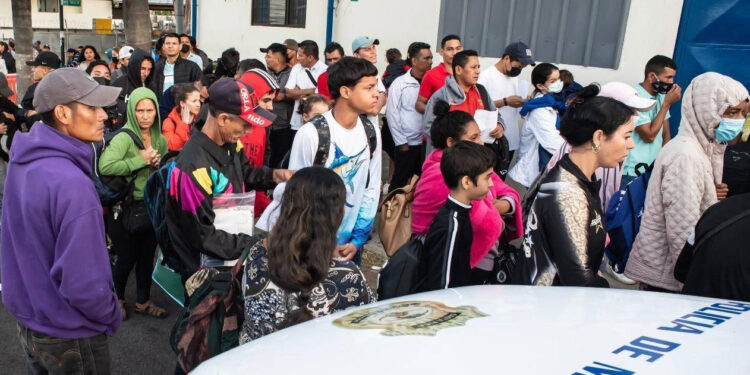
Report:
112,48,156,121
625,72,749,291
1,122,121,338
99,87,167,201
422,76,503,140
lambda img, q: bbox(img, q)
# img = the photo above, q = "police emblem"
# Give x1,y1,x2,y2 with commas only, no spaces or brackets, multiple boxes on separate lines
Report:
332,301,488,336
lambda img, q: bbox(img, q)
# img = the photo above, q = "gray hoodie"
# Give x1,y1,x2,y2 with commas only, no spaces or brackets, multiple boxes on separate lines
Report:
422,75,503,139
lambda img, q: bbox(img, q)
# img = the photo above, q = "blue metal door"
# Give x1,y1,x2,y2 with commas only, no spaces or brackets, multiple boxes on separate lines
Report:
671,0,750,135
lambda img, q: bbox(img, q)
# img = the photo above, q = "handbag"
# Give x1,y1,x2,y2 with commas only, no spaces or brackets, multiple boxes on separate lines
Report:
121,199,152,234
377,175,419,257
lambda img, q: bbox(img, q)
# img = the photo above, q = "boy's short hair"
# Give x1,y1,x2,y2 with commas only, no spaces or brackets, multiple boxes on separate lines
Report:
440,141,496,189
327,56,378,100
324,42,345,56
298,40,319,60
440,34,461,49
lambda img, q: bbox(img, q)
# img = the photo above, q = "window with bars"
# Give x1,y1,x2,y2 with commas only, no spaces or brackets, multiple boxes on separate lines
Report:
38,0,59,13
252,0,307,28
437,0,631,69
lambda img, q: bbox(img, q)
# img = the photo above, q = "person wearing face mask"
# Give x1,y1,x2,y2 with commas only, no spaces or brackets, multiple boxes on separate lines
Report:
478,42,535,159
621,55,682,186
624,72,749,293
86,60,111,85
179,33,203,71
508,63,566,188
162,85,202,151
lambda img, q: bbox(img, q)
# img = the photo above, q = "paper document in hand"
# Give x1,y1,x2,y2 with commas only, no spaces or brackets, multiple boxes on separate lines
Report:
473,109,499,144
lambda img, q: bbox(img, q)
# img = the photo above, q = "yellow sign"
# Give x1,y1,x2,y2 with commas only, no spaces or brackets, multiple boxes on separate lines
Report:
333,301,488,336
93,18,112,35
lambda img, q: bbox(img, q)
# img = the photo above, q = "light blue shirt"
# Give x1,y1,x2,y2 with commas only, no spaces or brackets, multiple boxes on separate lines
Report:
186,53,203,70
163,62,175,93
623,84,671,177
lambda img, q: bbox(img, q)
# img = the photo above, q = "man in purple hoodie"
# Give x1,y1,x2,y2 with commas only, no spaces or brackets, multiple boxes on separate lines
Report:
2,68,122,374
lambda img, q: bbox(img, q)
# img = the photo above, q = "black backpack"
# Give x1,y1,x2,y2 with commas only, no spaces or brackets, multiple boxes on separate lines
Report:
377,238,424,300
91,128,145,207
279,114,378,183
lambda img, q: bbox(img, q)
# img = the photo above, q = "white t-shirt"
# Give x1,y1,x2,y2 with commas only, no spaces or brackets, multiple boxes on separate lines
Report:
288,110,382,248
286,60,328,130
477,66,530,151
163,62,175,93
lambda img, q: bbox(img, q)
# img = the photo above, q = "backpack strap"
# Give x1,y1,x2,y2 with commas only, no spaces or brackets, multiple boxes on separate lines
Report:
310,114,331,167
359,114,378,161
119,128,146,150
304,68,317,87
476,84,491,110
693,208,750,254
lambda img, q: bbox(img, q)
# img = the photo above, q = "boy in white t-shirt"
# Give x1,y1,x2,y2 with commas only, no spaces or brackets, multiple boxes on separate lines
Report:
477,41,536,156
288,57,382,265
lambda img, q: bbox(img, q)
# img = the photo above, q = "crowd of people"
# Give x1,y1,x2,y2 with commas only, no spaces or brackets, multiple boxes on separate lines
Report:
0,29,748,374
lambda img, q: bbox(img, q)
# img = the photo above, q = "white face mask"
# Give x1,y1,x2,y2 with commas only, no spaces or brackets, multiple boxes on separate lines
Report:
547,80,564,94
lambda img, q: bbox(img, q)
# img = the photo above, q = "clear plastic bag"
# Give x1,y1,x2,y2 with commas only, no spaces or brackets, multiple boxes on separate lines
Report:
201,191,255,267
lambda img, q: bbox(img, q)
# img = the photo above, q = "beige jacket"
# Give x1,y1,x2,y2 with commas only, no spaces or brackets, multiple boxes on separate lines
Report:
625,72,749,291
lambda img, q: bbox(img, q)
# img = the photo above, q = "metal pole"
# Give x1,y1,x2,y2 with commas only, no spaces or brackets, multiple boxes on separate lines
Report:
175,0,185,34
59,0,65,67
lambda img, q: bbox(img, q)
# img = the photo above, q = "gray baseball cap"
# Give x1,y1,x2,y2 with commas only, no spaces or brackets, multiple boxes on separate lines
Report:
33,68,122,113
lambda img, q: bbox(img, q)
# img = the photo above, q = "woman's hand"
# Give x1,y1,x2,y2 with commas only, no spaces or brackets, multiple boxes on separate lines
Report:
181,105,193,124
139,147,158,165
490,123,504,139
272,169,295,184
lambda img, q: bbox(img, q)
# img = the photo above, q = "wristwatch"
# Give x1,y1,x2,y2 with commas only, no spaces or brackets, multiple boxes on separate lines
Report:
502,97,507,107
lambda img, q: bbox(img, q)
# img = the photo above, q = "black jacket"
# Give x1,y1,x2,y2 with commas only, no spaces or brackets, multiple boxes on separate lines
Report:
523,154,609,287
418,196,473,292
112,49,156,121
679,193,750,301
165,131,275,277
153,55,202,100
2,51,15,74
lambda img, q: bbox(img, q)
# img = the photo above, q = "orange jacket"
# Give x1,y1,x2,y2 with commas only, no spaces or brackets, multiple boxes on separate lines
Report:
162,107,193,151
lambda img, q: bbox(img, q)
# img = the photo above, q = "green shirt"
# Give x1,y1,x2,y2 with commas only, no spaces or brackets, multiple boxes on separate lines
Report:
623,83,671,177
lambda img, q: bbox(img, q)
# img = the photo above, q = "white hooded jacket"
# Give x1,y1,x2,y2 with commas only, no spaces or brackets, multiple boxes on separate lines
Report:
625,72,748,291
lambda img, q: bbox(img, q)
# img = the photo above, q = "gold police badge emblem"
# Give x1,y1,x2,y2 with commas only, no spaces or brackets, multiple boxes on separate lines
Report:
333,301,488,336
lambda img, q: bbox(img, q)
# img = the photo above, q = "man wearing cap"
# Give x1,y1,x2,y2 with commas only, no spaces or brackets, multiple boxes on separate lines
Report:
111,45,134,82
478,41,535,158
261,42,296,166
165,77,293,280
416,34,463,114
2,68,122,373
352,36,387,122
22,51,61,111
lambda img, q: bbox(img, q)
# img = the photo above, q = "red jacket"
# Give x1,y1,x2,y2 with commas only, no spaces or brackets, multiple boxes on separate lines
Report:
162,107,193,151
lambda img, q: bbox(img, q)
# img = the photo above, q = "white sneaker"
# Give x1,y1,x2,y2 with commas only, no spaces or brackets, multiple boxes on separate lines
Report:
606,262,636,285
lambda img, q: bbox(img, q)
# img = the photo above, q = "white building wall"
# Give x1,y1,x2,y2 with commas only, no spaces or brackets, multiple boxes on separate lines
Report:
0,0,113,35
196,0,329,62
194,0,683,87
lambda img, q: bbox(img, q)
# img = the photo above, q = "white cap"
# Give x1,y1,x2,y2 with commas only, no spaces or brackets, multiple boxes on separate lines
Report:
598,82,655,111
118,45,134,60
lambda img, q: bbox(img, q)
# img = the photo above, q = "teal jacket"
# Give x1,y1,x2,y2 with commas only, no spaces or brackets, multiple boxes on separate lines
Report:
99,87,167,201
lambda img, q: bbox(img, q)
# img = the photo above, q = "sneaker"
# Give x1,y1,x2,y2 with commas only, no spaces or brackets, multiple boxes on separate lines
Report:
606,262,636,285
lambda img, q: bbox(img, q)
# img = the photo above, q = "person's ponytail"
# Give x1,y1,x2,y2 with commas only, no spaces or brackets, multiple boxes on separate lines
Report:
430,100,475,149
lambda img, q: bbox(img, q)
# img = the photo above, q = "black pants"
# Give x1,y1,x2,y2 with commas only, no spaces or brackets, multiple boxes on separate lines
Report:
380,117,396,161
18,322,110,375
109,215,158,304
389,144,424,193
269,127,297,168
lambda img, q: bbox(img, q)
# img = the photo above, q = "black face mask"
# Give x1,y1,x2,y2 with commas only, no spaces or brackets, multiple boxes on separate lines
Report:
112,57,119,64
181,44,190,53
93,77,110,86
507,66,522,77
650,75,673,94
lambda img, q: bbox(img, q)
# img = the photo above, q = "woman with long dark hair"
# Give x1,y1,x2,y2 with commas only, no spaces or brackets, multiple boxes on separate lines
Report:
77,45,101,71
240,167,373,344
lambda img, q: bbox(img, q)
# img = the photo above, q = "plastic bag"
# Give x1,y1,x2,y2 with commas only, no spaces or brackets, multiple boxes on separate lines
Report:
200,191,255,267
